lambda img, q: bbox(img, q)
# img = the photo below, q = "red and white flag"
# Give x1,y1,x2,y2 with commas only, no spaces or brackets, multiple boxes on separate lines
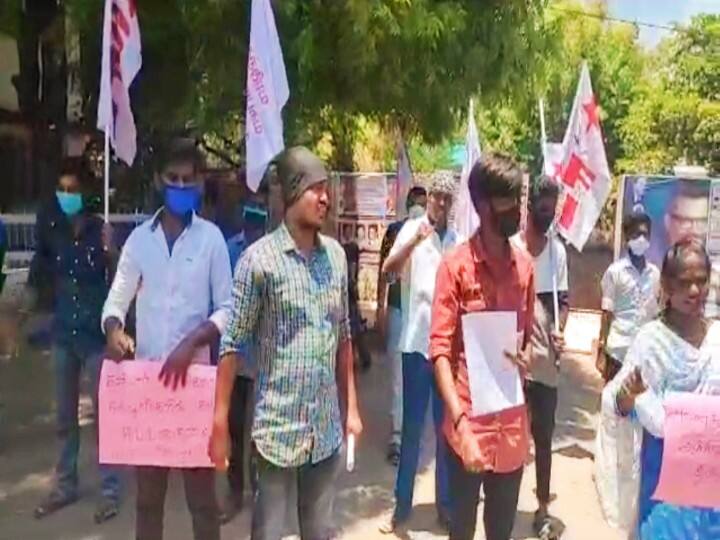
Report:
395,138,413,219
97,0,142,166
246,0,289,192
454,99,482,239
556,62,611,250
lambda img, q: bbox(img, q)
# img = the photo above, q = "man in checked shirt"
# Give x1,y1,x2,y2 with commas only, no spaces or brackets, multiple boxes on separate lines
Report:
209,146,363,540
430,154,535,540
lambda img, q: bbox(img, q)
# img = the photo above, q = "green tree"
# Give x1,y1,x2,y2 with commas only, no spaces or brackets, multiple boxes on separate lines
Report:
618,14,720,175
276,0,549,169
59,0,550,172
473,1,646,174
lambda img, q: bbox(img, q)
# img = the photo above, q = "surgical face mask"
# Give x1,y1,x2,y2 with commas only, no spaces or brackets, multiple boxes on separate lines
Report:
531,209,555,234
164,184,202,217
408,204,425,219
491,205,520,239
56,192,83,217
628,235,650,257
243,205,268,233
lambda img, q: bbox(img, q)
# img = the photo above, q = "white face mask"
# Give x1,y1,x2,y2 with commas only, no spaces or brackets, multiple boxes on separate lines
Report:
628,235,650,257
408,204,425,219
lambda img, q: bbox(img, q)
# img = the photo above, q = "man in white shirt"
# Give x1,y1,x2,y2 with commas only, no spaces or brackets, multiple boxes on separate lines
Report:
102,139,233,540
595,211,660,531
511,176,568,536
380,171,460,533
598,211,661,382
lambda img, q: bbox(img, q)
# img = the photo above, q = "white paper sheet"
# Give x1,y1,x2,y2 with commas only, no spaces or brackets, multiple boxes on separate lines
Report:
461,311,524,416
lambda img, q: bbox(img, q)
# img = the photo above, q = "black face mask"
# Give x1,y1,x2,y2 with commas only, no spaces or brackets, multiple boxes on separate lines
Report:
492,206,520,239
531,210,554,234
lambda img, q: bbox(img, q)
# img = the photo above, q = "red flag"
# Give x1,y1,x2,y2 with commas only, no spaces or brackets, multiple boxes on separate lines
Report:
556,63,611,250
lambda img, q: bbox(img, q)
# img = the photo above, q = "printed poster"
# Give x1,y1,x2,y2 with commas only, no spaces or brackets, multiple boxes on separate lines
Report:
334,173,397,311
617,175,717,316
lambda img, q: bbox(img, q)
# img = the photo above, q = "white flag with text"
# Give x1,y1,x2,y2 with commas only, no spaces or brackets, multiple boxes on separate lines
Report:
246,0,289,192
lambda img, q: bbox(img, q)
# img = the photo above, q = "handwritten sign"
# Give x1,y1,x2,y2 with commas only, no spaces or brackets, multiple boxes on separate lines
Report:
654,392,720,509
98,360,216,468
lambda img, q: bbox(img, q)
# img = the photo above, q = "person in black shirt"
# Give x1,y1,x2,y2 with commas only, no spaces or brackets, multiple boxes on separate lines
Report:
342,231,372,370
29,157,121,523
376,186,427,465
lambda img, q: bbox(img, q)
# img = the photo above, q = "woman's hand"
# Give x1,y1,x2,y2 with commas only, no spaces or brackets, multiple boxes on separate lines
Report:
616,367,646,415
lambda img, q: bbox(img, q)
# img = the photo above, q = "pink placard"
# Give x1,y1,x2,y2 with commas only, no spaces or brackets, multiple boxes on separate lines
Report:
98,360,216,468
653,392,720,509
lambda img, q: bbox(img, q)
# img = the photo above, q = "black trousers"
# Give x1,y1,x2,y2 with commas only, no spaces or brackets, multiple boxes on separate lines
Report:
228,375,255,499
447,447,523,540
526,381,558,505
136,466,218,540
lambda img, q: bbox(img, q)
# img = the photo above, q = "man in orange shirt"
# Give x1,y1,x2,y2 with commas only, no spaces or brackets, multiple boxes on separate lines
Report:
430,153,534,540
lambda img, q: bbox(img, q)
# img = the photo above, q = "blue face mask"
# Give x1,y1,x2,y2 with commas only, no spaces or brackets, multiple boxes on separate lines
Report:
164,185,201,217
56,192,84,216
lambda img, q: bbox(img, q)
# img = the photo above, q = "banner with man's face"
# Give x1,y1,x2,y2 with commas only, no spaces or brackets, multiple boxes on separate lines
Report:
619,176,711,267
618,175,720,317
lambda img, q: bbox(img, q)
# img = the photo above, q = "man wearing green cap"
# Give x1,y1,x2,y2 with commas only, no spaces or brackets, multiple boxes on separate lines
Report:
210,146,363,540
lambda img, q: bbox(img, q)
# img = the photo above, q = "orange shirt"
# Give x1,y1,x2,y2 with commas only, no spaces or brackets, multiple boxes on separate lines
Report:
430,232,535,473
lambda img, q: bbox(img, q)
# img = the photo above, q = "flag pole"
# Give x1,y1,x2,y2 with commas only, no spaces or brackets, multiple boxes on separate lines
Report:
539,98,548,148
540,98,561,333
103,127,110,223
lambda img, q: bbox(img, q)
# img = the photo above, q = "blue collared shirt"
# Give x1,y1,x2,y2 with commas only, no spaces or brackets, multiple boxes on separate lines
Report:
29,200,109,353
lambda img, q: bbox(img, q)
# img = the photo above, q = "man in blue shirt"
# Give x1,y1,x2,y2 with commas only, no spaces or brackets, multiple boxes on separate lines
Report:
227,201,268,271
221,198,267,524
30,157,121,523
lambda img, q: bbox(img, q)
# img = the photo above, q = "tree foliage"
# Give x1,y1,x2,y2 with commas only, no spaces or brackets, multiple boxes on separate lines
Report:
48,0,550,170
473,1,646,175
617,14,720,175
1,1,716,181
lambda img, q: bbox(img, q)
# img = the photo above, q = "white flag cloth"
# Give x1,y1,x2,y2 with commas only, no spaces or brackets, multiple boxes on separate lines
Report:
454,99,482,239
543,142,564,183
97,0,142,166
556,62,611,250
245,0,289,192
395,139,413,219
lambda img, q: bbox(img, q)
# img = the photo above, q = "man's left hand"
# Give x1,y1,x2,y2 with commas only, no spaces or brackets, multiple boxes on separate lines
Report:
346,408,363,439
159,338,196,390
504,347,531,375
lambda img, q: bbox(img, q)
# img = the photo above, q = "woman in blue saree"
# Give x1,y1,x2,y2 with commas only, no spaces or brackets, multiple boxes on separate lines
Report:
610,239,720,539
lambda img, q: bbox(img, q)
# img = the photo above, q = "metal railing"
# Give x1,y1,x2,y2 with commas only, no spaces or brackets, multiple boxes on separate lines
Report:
2,213,149,269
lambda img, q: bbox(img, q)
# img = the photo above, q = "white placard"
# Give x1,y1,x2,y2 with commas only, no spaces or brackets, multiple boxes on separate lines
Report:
461,311,524,416
563,309,602,355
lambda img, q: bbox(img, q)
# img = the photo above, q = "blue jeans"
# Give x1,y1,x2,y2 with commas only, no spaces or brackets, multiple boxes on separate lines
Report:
54,344,121,501
394,352,450,520
386,306,403,445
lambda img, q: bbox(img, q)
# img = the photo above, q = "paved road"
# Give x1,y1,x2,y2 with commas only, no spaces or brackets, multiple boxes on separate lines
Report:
0,330,623,540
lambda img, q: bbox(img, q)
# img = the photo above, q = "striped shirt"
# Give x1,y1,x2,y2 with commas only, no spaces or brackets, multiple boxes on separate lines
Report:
220,222,350,467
